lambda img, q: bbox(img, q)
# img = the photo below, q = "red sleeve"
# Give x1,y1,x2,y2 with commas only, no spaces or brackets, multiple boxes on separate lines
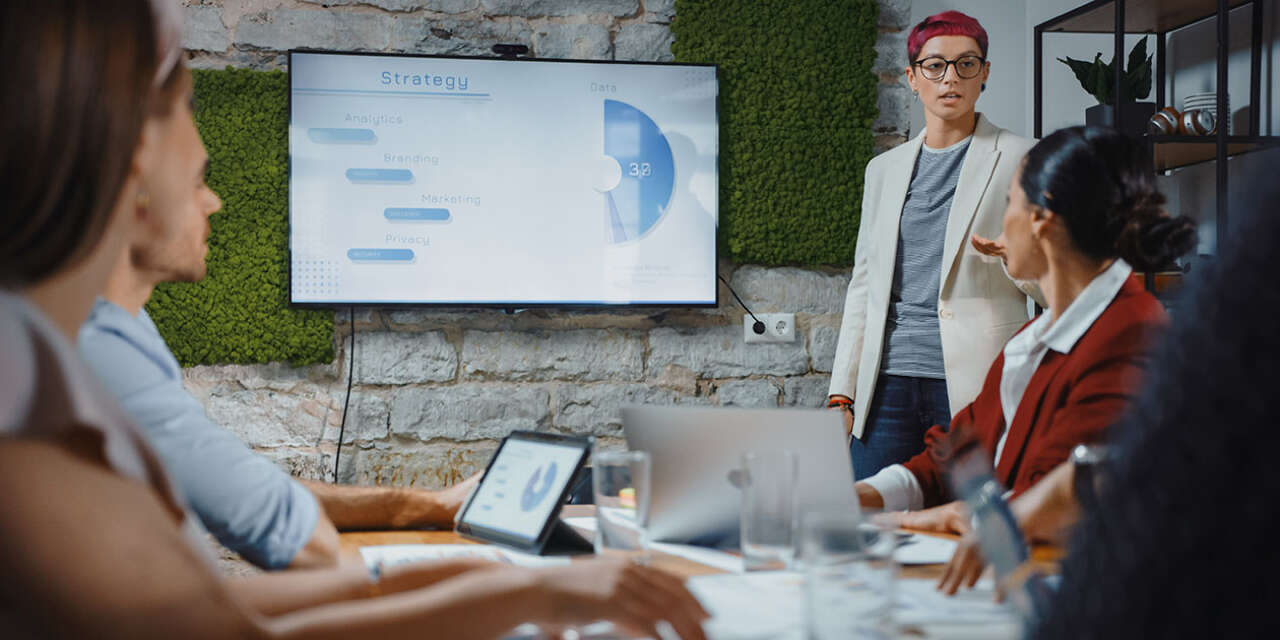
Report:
903,353,1008,507
1010,318,1162,494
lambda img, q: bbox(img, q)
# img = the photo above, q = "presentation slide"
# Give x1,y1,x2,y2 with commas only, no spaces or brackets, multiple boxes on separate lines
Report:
462,439,584,541
289,52,718,305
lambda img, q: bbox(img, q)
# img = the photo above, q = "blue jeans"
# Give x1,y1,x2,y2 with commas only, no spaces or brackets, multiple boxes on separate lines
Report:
849,374,951,480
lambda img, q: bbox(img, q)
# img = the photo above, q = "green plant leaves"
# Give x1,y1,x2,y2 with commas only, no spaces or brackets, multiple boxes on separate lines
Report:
1057,37,1152,105
1127,38,1152,100
672,0,879,266
146,68,335,367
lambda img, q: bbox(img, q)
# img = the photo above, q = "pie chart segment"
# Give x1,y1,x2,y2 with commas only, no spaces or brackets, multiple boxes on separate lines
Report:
603,99,675,243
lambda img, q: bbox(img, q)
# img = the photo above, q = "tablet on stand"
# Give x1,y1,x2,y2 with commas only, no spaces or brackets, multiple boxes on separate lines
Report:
456,431,594,556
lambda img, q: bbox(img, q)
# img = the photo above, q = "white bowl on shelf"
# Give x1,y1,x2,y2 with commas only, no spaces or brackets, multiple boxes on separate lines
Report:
1181,93,1230,133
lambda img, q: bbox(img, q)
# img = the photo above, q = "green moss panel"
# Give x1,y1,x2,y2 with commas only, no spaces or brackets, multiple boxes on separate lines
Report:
146,68,335,366
672,0,880,266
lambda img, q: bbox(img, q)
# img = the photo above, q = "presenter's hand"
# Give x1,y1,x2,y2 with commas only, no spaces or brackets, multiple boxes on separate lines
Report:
970,233,1007,261
826,396,854,437
829,405,854,437
533,558,710,640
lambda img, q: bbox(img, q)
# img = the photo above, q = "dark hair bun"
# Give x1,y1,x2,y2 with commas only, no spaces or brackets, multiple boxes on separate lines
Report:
1021,126,1198,271
1113,191,1198,271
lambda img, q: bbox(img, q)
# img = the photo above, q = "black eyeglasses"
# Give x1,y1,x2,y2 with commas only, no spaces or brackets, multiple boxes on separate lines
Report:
912,55,986,80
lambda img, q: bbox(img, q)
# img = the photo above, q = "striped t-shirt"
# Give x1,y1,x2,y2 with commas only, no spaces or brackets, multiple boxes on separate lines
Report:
881,135,971,379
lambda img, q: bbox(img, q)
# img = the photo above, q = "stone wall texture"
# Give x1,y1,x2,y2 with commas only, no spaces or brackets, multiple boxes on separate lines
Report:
178,0,911,490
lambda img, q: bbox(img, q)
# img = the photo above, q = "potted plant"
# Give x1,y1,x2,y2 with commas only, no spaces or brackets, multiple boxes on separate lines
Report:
1058,38,1154,135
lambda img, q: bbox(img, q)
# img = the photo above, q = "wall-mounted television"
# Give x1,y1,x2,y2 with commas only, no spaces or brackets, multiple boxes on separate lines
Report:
288,50,718,307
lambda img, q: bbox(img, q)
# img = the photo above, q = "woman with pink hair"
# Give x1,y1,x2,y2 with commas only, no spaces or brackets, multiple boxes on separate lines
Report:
828,11,1043,480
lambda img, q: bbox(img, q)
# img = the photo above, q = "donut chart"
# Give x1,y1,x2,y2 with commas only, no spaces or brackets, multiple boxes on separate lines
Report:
520,460,559,512
602,99,675,243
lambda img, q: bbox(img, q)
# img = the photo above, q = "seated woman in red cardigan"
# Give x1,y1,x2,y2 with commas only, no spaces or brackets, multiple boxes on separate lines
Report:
854,125,1197,534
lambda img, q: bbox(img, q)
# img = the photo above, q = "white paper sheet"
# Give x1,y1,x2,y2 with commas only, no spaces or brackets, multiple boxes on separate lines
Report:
358,543,571,570
687,571,807,640
564,516,744,574
893,578,1021,638
563,515,597,531
685,572,1021,640
893,533,959,565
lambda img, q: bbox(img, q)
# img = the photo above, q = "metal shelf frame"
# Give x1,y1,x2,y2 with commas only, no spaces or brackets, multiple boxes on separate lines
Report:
1034,0,1277,278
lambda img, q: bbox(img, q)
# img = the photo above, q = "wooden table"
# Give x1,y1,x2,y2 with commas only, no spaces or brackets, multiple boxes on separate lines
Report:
339,505,1061,581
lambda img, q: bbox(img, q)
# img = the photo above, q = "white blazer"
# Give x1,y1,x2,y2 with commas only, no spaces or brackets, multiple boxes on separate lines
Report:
829,114,1042,440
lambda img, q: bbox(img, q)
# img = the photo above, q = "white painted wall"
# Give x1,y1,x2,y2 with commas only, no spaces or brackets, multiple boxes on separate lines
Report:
907,0,1031,136
910,0,1277,255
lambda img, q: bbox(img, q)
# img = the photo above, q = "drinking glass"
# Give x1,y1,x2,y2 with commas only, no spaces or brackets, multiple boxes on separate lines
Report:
592,450,651,558
739,450,798,571
802,512,897,639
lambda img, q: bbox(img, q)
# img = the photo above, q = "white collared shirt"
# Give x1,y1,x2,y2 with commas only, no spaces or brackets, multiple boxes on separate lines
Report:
863,259,1133,511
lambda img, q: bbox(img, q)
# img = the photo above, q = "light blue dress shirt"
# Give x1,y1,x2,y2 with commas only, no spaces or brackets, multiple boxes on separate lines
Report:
77,299,319,569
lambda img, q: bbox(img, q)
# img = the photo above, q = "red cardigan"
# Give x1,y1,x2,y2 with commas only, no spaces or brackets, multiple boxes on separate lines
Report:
905,276,1168,507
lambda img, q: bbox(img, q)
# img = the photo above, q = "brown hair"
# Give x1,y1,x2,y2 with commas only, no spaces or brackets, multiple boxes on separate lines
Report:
0,0,161,288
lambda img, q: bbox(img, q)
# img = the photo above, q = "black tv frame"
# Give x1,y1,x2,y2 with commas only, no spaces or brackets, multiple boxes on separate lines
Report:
286,48,720,311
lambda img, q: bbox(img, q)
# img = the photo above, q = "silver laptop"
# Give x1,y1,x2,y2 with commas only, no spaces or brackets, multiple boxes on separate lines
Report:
621,405,860,544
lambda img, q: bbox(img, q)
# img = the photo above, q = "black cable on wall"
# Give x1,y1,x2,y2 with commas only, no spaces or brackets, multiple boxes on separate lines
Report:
332,307,355,483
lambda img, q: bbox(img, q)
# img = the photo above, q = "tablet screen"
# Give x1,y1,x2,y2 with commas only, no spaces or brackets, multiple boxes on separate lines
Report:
461,436,585,543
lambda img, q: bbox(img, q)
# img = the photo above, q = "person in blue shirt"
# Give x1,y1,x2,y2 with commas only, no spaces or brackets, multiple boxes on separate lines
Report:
76,92,476,572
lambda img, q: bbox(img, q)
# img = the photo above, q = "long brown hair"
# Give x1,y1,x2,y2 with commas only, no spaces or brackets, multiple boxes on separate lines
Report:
0,0,162,288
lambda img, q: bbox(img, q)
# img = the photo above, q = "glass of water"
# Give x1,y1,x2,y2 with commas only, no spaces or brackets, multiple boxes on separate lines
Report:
592,450,651,559
803,512,897,639
740,450,798,571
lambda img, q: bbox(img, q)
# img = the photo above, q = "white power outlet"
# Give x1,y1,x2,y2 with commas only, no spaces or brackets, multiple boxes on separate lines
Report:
743,313,796,343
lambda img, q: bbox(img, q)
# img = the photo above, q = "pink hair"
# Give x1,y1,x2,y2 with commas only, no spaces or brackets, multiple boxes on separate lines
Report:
907,10,988,62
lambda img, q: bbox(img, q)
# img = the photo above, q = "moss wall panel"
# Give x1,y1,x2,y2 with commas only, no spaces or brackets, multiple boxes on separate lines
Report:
672,0,880,266
146,68,334,366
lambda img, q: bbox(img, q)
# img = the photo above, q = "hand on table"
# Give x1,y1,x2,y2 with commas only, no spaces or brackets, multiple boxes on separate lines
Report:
935,463,1080,598
937,532,989,597
872,500,971,536
970,233,1007,261
533,558,710,640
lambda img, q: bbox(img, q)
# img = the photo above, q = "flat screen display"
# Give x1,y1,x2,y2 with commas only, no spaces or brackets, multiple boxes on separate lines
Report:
288,51,718,306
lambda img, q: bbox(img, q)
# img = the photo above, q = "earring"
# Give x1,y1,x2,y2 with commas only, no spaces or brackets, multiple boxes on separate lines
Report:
912,90,919,101
137,190,151,209
981,83,986,91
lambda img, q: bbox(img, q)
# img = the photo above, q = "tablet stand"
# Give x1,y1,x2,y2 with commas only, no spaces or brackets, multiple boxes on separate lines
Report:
540,517,594,556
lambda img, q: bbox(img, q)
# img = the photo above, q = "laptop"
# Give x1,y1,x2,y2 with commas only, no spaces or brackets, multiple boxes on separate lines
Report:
621,406,860,544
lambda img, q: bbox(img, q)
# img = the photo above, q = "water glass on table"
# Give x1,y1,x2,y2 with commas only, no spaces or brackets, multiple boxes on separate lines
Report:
591,450,651,559
803,512,897,639
739,450,798,571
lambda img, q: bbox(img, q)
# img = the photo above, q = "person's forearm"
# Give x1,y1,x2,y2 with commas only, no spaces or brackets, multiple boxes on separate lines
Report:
288,512,341,569
234,552,371,616
235,552,497,618
264,567,545,640
1011,461,1080,543
301,480,448,530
